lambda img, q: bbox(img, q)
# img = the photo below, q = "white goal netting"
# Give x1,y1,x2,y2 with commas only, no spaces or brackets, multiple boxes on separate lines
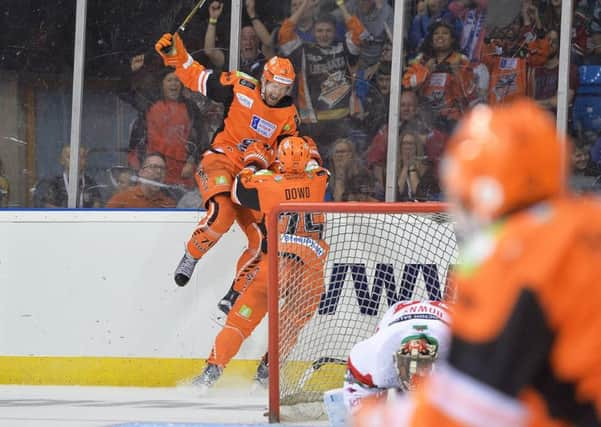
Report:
269,205,458,421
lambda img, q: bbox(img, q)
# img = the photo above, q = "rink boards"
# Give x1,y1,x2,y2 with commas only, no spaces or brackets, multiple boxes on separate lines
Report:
0,210,456,387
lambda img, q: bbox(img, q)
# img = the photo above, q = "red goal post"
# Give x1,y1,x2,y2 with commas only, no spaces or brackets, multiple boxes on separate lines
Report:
266,202,457,423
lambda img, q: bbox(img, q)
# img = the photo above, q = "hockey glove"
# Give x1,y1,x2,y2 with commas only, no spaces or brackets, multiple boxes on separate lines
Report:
155,33,190,68
243,142,275,170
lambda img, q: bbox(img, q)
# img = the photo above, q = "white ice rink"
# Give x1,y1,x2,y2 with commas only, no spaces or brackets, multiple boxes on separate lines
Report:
0,385,326,427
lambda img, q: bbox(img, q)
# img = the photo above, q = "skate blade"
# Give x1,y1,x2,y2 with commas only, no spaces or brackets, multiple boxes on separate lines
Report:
250,380,268,393
209,309,227,327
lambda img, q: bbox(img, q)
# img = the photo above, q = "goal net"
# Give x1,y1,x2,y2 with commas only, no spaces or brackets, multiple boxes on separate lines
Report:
266,202,458,422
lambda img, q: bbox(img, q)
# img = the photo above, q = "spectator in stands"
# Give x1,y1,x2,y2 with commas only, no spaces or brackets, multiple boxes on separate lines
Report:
117,54,209,190
0,156,9,208
203,0,274,79
366,90,434,189
344,0,394,67
395,131,440,201
274,0,347,48
410,0,462,56
482,13,549,104
326,137,377,201
449,0,487,62
33,145,103,208
403,20,476,133
572,144,601,178
583,31,601,64
351,61,392,149
530,29,578,115
541,0,561,32
106,153,176,208
279,3,366,156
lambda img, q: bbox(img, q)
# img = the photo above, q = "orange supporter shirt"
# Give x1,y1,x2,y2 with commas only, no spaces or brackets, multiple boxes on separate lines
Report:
106,186,176,208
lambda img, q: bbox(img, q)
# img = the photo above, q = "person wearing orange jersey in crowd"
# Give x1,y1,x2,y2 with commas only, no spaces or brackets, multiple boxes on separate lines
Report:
190,136,330,390
154,33,322,291
353,99,601,426
403,20,477,133
482,14,549,105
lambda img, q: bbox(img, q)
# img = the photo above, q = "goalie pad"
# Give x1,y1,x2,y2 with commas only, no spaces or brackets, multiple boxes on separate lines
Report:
323,388,348,427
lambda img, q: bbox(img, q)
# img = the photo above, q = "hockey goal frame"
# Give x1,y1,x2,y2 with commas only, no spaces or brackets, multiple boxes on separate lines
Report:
267,202,450,422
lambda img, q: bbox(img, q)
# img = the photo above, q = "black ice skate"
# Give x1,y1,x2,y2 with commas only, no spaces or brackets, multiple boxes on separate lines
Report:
192,363,223,391
253,353,268,388
217,287,240,315
174,252,198,286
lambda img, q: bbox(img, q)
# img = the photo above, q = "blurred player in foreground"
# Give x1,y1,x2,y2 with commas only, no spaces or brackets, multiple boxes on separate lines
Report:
324,301,450,427
191,136,330,390
154,33,320,291
354,99,601,426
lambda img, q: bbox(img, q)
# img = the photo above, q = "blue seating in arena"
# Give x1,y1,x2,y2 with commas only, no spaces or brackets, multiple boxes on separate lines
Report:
573,65,601,131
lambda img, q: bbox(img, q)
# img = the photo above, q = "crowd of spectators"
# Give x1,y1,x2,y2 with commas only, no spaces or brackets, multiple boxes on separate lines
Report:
25,0,601,208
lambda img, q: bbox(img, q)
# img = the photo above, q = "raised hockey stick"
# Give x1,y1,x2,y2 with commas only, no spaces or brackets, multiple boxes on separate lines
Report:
161,0,211,55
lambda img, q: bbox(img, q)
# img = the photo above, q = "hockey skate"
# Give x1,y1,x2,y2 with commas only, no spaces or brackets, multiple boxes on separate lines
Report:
174,252,198,287
217,287,240,315
253,353,269,389
191,363,223,394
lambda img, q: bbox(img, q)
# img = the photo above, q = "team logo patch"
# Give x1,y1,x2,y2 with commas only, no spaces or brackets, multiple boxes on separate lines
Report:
215,175,228,185
239,79,256,90
236,93,254,108
239,304,253,319
250,115,277,138
274,175,283,182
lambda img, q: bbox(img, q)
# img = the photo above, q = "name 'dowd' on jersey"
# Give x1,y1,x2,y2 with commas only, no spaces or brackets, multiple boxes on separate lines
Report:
285,187,311,200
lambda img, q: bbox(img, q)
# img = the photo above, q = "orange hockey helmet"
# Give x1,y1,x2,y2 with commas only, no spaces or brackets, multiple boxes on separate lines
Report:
278,136,312,174
441,99,567,224
263,56,296,86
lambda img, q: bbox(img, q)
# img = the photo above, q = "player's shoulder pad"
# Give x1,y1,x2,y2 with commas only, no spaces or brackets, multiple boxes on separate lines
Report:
235,71,258,90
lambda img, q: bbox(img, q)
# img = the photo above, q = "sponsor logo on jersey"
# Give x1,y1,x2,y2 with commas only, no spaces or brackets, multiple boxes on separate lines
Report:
197,167,209,192
236,93,254,108
250,115,277,138
280,234,325,257
239,78,257,90
285,186,311,200
215,175,228,185
239,304,253,319
499,57,518,70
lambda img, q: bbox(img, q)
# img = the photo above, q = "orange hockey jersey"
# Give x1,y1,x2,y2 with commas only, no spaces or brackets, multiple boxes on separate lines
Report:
232,167,330,263
358,196,601,426
175,63,302,170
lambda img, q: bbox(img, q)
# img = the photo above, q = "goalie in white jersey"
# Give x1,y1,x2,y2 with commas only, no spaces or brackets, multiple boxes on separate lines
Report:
324,300,451,426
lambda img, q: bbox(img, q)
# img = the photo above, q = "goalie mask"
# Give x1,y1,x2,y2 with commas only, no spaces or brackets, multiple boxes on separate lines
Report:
393,334,439,391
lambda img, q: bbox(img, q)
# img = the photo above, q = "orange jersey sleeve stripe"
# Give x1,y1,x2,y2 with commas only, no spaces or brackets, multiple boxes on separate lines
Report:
425,364,528,427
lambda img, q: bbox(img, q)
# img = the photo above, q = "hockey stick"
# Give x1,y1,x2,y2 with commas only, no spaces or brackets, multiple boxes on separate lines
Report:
161,0,211,55
297,357,347,391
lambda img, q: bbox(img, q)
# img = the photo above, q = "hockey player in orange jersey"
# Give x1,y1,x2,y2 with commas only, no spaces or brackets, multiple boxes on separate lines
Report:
353,99,601,426
154,33,322,291
190,136,330,391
